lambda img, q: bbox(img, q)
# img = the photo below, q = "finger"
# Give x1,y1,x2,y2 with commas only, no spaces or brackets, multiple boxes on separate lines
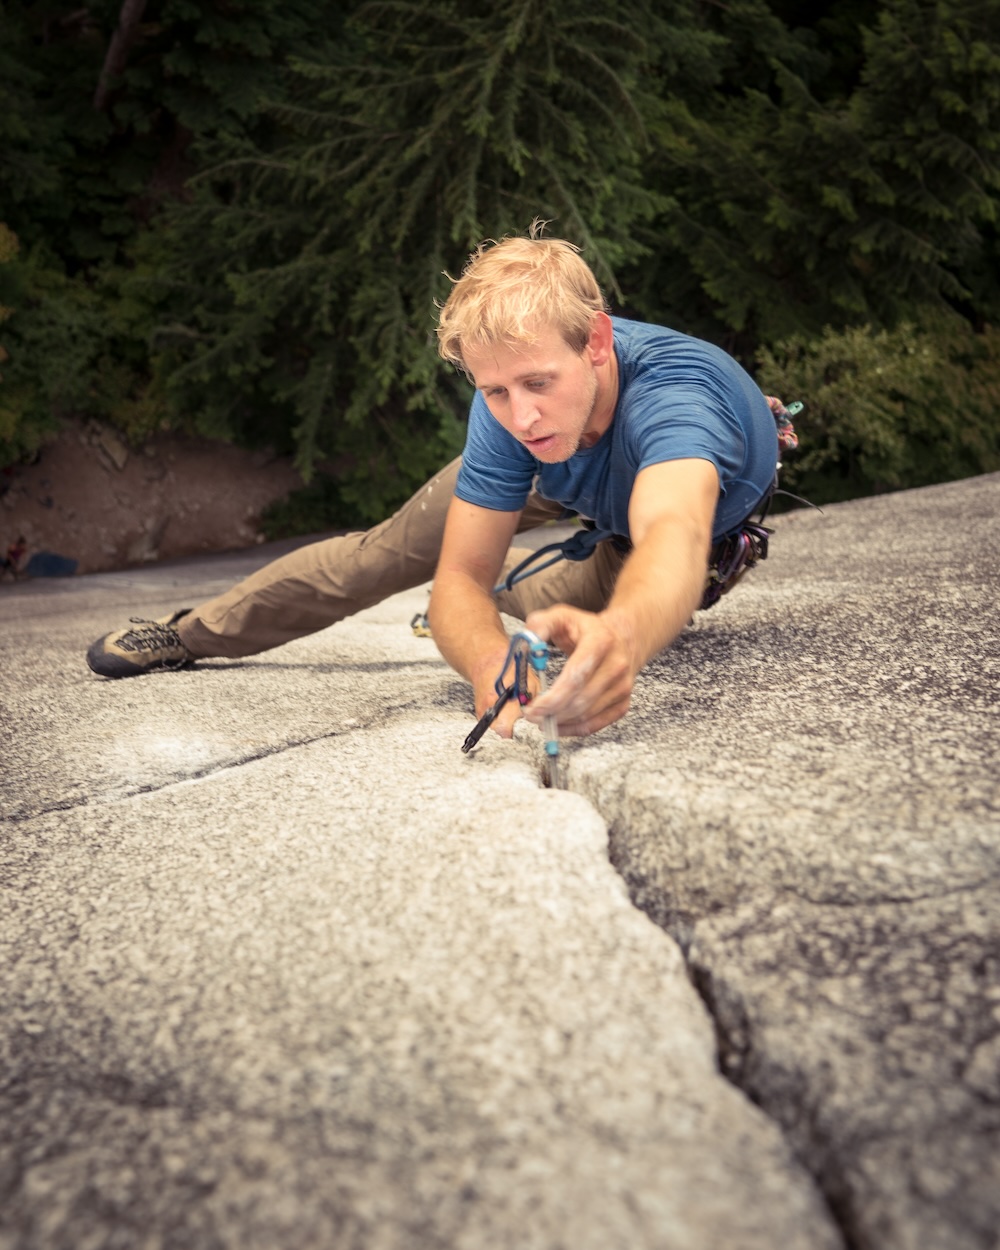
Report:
528,641,632,726
528,675,627,730
527,655,591,717
528,683,624,736
529,632,623,720
490,699,524,740
526,605,584,654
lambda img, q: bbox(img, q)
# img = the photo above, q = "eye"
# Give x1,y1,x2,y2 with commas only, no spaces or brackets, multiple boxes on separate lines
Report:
485,386,507,399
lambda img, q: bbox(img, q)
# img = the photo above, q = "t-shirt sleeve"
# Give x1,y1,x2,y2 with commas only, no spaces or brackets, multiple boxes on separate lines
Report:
454,392,536,511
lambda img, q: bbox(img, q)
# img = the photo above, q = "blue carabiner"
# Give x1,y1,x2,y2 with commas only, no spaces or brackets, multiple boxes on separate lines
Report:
492,630,561,785
494,628,551,702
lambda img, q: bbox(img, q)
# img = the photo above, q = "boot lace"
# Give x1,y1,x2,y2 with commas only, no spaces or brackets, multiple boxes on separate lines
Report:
118,617,185,658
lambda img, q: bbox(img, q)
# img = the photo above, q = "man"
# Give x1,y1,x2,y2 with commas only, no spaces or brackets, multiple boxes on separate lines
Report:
87,233,782,740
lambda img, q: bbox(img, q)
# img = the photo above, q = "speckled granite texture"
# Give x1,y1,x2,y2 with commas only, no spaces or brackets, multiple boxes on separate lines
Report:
2,471,997,1250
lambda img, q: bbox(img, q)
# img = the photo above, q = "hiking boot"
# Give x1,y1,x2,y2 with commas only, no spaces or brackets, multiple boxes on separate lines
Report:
87,609,194,678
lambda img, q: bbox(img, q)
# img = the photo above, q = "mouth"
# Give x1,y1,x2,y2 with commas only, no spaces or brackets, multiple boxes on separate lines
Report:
523,434,557,455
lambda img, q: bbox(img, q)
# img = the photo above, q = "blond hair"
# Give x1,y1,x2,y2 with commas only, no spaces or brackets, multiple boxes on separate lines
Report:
436,227,609,370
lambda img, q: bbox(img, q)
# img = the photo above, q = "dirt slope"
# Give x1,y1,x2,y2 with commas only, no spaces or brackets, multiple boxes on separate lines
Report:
1,420,304,576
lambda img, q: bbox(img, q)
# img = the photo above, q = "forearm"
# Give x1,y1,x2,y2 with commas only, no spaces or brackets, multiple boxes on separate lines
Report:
523,458,718,738
428,571,512,714
600,515,709,675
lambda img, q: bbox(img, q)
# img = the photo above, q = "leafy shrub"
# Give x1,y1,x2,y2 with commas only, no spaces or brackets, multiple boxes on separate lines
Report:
756,315,1000,505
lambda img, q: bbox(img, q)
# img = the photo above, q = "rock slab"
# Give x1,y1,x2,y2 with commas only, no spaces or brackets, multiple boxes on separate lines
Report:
568,472,1000,1250
1,554,838,1248
2,472,997,1250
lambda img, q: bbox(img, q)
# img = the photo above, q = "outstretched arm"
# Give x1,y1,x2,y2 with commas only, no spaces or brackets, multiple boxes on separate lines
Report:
428,496,526,738
524,457,718,736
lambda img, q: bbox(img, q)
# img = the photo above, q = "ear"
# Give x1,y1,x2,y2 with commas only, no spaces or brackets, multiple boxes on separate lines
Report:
585,312,614,366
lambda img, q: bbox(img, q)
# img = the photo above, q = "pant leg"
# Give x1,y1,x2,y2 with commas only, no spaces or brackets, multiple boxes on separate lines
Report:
178,458,566,659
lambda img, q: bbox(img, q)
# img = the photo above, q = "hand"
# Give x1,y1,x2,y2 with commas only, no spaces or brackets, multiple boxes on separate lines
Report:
523,605,639,736
470,648,540,741
474,687,524,740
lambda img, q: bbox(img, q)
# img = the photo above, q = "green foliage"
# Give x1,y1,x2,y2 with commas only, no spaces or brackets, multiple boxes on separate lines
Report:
757,315,1000,504
258,477,356,543
0,0,341,464
0,235,162,456
626,0,1000,354
139,0,670,519
2,0,999,520
0,3,67,216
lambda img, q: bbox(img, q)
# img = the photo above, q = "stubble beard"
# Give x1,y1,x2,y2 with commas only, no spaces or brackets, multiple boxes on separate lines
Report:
529,372,602,463
570,376,603,455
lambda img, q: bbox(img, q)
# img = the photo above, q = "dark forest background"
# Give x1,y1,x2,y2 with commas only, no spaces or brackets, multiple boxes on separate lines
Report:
2,0,999,533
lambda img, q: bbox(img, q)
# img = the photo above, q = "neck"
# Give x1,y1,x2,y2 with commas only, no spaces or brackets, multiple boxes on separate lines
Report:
582,346,619,446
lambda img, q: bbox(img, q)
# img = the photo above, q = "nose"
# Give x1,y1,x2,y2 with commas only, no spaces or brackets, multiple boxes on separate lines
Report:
509,388,539,433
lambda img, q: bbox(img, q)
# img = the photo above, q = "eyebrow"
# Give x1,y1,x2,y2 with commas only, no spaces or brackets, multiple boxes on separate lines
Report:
476,365,557,390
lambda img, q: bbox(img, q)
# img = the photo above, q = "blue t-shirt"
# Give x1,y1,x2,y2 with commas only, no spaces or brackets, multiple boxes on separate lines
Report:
454,317,778,542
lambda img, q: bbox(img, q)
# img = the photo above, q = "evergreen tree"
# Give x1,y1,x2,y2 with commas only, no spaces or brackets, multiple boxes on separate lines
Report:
142,0,689,521
627,0,1000,355
4,0,999,510
0,0,343,458
852,0,1000,326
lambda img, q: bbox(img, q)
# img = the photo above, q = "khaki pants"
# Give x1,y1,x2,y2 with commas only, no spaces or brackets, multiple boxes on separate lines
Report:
177,458,626,659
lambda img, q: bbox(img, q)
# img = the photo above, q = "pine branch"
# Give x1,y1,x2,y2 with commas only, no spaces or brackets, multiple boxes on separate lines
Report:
93,0,148,112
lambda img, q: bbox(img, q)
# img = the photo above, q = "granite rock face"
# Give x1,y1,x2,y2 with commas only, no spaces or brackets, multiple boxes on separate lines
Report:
0,728,839,1250
2,472,997,1250
2,549,838,1249
568,472,1000,1250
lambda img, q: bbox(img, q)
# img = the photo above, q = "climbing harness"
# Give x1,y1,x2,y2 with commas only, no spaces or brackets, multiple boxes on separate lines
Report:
409,527,618,636
700,397,804,609
700,522,772,609
410,525,622,636
414,395,805,634
461,628,561,789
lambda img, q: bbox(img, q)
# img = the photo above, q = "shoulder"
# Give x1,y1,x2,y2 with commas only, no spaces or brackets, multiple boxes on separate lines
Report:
612,316,738,383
